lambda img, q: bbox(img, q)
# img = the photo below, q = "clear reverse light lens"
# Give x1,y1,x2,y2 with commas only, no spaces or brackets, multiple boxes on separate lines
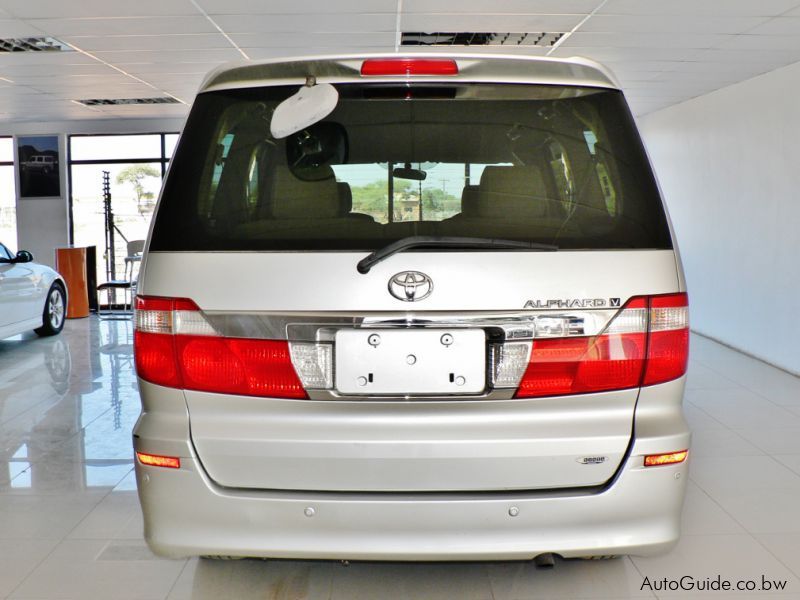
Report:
174,310,217,336
491,342,532,388
135,308,172,334
650,306,688,331
289,343,333,389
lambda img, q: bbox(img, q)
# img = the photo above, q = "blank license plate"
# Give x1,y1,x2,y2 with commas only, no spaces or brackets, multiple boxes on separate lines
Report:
335,329,486,395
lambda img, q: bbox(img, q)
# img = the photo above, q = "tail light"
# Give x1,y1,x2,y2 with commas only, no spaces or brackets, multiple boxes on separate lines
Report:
361,58,459,76
133,296,329,399
514,293,689,398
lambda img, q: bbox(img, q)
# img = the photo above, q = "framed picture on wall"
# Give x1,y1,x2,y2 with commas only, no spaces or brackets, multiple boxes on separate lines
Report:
16,135,61,198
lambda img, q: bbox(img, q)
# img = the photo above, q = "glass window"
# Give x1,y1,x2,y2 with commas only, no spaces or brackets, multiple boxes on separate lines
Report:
71,162,162,286
0,137,14,163
152,84,671,252
71,134,162,161
68,133,177,293
164,133,179,159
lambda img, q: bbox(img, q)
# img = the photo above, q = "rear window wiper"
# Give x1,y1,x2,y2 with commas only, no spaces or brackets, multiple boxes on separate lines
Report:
357,235,558,274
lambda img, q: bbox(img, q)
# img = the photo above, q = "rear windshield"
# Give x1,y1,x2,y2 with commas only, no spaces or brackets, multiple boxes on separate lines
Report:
151,84,671,251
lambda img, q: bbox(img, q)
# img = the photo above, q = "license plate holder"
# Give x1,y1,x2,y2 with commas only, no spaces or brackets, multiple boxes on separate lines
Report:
335,329,486,395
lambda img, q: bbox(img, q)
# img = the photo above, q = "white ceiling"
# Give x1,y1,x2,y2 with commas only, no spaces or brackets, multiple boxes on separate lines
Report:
1,0,800,123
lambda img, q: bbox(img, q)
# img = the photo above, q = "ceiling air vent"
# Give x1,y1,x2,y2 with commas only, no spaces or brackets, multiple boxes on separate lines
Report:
0,37,73,52
401,32,564,47
77,97,180,106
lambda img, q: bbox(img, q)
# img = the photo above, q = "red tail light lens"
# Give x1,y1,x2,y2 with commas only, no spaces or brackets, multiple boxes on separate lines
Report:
643,293,690,386
515,293,688,398
176,336,306,398
134,330,182,388
361,58,459,76
134,296,307,399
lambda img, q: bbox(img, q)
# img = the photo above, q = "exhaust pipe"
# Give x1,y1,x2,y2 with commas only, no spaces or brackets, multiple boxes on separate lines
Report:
533,553,556,569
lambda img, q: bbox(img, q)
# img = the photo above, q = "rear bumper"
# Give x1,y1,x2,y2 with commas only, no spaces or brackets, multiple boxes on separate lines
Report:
135,448,688,560
133,378,690,560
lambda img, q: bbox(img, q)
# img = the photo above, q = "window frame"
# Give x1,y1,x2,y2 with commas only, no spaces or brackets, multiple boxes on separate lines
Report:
67,132,179,244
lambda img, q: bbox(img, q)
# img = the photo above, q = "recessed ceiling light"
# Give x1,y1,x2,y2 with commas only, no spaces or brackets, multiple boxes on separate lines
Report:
0,37,73,52
77,97,181,106
401,32,564,47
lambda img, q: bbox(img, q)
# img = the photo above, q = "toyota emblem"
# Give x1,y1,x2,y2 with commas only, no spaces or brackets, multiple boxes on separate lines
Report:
388,271,433,302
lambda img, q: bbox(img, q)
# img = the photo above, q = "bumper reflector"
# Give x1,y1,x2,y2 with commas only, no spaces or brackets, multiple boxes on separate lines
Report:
136,452,181,469
644,450,688,467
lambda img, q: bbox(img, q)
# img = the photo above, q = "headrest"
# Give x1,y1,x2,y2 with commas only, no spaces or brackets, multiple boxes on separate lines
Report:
476,165,550,219
270,166,340,219
337,182,353,214
460,185,480,218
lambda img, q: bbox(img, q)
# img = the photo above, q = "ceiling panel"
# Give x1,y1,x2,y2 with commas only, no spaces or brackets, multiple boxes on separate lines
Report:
134,73,205,88
196,0,396,14
211,14,396,34
229,32,395,48
599,0,800,17
693,47,800,63
745,16,800,34
90,48,244,64
25,16,216,36
62,34,233,52
400,14,585,32
580,15,771,34
551,46,701,62
0,0,199,19
0,17,44,36
402,0,601,13
0,51,98,66
0,62,118,77
242,47,402,61
118,62,225,75
717,35,800,50
560,32,732,49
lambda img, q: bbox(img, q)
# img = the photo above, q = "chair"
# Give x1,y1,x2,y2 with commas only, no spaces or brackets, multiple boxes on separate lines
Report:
96,239,145,318
124,240,145,295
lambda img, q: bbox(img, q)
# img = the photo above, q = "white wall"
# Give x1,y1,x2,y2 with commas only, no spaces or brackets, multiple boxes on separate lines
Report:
0,117,186,137
640,61,800,375
15,196,69,269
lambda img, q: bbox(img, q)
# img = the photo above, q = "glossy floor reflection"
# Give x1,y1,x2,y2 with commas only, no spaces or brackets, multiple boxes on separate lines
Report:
1,317,799,599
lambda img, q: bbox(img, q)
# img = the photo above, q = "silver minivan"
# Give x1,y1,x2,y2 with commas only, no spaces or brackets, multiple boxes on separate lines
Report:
133,53,690,561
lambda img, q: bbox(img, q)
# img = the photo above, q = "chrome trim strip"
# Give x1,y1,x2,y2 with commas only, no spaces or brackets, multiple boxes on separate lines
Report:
202,310,618,342
305,387,518,402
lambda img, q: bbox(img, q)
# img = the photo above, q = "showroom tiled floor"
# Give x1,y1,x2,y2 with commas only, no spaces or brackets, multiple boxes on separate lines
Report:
1,317,799,599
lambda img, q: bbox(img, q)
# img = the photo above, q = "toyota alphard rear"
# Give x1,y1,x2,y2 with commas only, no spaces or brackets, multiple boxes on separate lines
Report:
133,54,690,560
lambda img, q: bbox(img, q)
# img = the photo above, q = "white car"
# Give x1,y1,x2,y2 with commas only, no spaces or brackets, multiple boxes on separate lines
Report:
133,54,690,562
21,154,58,174
0,242,67,339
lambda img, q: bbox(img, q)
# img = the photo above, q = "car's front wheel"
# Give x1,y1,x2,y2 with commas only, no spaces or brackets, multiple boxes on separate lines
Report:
35,283,66,336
